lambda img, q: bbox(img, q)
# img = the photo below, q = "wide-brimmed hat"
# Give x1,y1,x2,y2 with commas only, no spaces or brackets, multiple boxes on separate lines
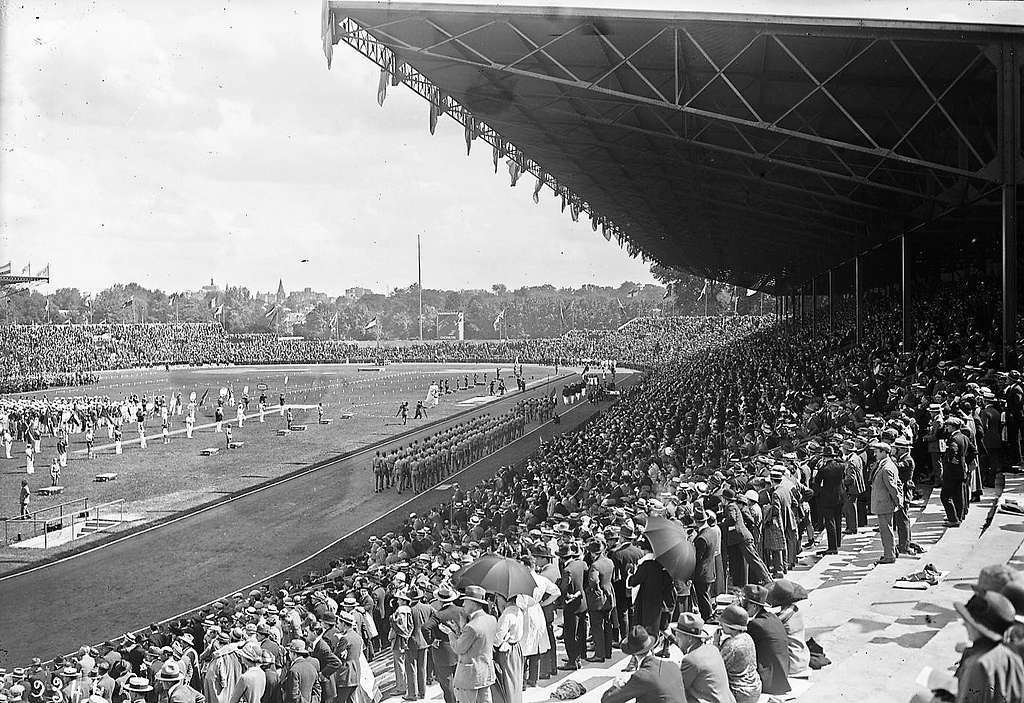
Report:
955,592,1017,642
337,610,356,626
718,605,749,632
971,564,1023,594
287,639,309,655
619,626,657,655
434,586,459,603
767,579,809,607
155,662,183,683
671,612,709,640
741,584,770,608
869,441,892,453
125,678,153,694
458,585,489,606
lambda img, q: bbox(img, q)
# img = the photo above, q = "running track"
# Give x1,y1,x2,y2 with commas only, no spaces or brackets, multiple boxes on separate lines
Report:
0,373,638,665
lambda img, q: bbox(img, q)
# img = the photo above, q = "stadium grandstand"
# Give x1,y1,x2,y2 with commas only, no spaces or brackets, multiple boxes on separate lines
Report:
3,3,1024,703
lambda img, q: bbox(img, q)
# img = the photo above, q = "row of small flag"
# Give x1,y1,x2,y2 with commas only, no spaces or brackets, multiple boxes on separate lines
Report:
0,262,49,278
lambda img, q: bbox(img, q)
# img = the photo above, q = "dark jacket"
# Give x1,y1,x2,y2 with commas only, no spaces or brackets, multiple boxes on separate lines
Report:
408,602,436,650
693,527,716,585
812,459,846,507
601,654,687,703
587,555,617,611
747,610,791,696
283,656,320,703
721,503,752,546
330,628,363,689
424,603,464,668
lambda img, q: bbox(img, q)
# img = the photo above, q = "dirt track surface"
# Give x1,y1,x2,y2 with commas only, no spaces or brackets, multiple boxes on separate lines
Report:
0,373,637,667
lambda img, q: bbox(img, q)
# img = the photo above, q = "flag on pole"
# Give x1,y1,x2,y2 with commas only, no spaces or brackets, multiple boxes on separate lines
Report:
364,317,378,332
663,283,674,299
745,288,758,296
0,262,10,275
214,304,224,317
209,297,217,310
122,299,133,309
507,160,521,187
533,174,545,204
493,309,505,331
37,264,49,279
696,281,709,301
21,263,31,276
264,304,280,319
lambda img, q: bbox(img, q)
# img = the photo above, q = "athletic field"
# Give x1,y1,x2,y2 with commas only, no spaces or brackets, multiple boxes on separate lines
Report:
0,362,560,565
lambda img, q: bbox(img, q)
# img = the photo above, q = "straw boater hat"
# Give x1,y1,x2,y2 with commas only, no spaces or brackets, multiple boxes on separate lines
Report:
125,678,153,694
458,585,489,606
155,662,183,683
434,586,459,603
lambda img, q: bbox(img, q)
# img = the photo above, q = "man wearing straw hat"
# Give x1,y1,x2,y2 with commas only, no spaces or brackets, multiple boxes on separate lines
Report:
228,643,267,703
600,626,683,703
155,661,202,703
424,586,463,703
671,612,733,703
438,586,496,703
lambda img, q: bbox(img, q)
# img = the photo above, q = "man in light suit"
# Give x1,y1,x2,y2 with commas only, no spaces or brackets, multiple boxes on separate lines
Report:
671,613,735,703
328,611,363,703
869,441,903,564
441,585,497,703
601,626,686,703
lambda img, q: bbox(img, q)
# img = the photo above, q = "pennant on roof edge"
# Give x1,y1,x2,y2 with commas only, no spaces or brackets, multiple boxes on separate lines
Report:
561,193,567,212
493,144,500,173
532,174,544,204
465,120,473,155
376,66,389,106
591,215,599,232
391,60,404,86
602,224,612,242
508,160,521,187
429,99,438,135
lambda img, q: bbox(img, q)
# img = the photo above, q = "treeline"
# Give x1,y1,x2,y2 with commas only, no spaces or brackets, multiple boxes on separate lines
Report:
0,273,770,339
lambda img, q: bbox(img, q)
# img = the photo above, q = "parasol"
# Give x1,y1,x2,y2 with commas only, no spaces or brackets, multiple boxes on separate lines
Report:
644,515,696,582
451,554,536,599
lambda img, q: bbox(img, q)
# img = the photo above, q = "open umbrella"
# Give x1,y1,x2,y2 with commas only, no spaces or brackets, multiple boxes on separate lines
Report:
644,515,696,582
451,554,536,599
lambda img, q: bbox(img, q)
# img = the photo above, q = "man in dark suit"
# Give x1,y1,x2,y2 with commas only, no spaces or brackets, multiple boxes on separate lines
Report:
311,615,342,703
558,542,588,670
740,585,790,696
586,540,617,663
283,639,321,703
608,526,643,640
328,611,363,703
404,588,435,700
629,545,675,635
812,445,846,555
601,627,686,703
691,512,716,621
423,586,462,703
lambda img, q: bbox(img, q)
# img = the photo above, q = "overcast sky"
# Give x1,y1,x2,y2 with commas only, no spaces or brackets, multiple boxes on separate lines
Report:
2,2,1021,297
0,1,663,297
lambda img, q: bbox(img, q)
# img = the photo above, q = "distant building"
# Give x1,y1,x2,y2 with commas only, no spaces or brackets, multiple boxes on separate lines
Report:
276,279,287,304
201,279,220,295
345,286,372,299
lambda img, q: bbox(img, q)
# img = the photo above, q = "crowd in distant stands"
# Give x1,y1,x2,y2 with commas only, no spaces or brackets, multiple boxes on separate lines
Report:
0,317,770,394
6,282,1024,702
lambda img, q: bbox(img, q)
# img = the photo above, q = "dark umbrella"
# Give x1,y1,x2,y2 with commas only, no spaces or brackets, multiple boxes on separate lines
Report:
644,515,696,582
451,554,536,599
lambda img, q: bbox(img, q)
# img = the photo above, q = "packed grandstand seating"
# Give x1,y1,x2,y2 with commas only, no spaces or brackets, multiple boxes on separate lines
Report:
0,317,772,393
4,282,1024,703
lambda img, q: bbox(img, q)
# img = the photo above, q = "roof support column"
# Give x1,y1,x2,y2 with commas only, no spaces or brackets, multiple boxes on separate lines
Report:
855,255,863,347
828,269,834,334
901,236,912,353
811,277,817,332
999,41,1021,369
799,286,805,328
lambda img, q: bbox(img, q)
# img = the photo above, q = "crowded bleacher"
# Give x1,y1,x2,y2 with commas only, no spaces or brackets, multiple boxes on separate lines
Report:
3,280,1024,703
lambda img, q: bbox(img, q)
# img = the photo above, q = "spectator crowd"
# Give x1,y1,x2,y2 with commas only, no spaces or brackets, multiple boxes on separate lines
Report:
4,282,1024,702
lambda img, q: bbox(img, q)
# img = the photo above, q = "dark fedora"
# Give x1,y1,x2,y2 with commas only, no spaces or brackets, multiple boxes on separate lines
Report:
767,579,809,607
955,592,1017,642
619,626,657,655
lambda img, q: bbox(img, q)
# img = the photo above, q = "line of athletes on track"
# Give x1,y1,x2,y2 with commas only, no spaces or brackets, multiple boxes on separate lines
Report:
371,395,560,494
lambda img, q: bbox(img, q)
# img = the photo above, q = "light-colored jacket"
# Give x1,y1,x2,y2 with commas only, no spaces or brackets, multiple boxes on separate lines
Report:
449,609,497,690
870,456,902,514
513,594,550,656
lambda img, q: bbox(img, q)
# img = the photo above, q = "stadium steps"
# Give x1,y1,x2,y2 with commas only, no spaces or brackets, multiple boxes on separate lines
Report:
76,517,122,537
792,473,1024,701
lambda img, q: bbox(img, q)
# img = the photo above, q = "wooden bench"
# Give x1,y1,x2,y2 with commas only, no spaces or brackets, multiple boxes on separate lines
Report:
228,441,245,449
290,425,308,432
94,473,118,482
199,447,221,456
37,486,64,496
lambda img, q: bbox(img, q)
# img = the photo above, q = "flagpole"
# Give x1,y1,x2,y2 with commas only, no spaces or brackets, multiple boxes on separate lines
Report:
418,234,424,342
705,281,710,317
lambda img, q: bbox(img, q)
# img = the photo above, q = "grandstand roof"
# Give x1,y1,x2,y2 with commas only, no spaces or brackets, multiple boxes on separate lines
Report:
323,1,1023,292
